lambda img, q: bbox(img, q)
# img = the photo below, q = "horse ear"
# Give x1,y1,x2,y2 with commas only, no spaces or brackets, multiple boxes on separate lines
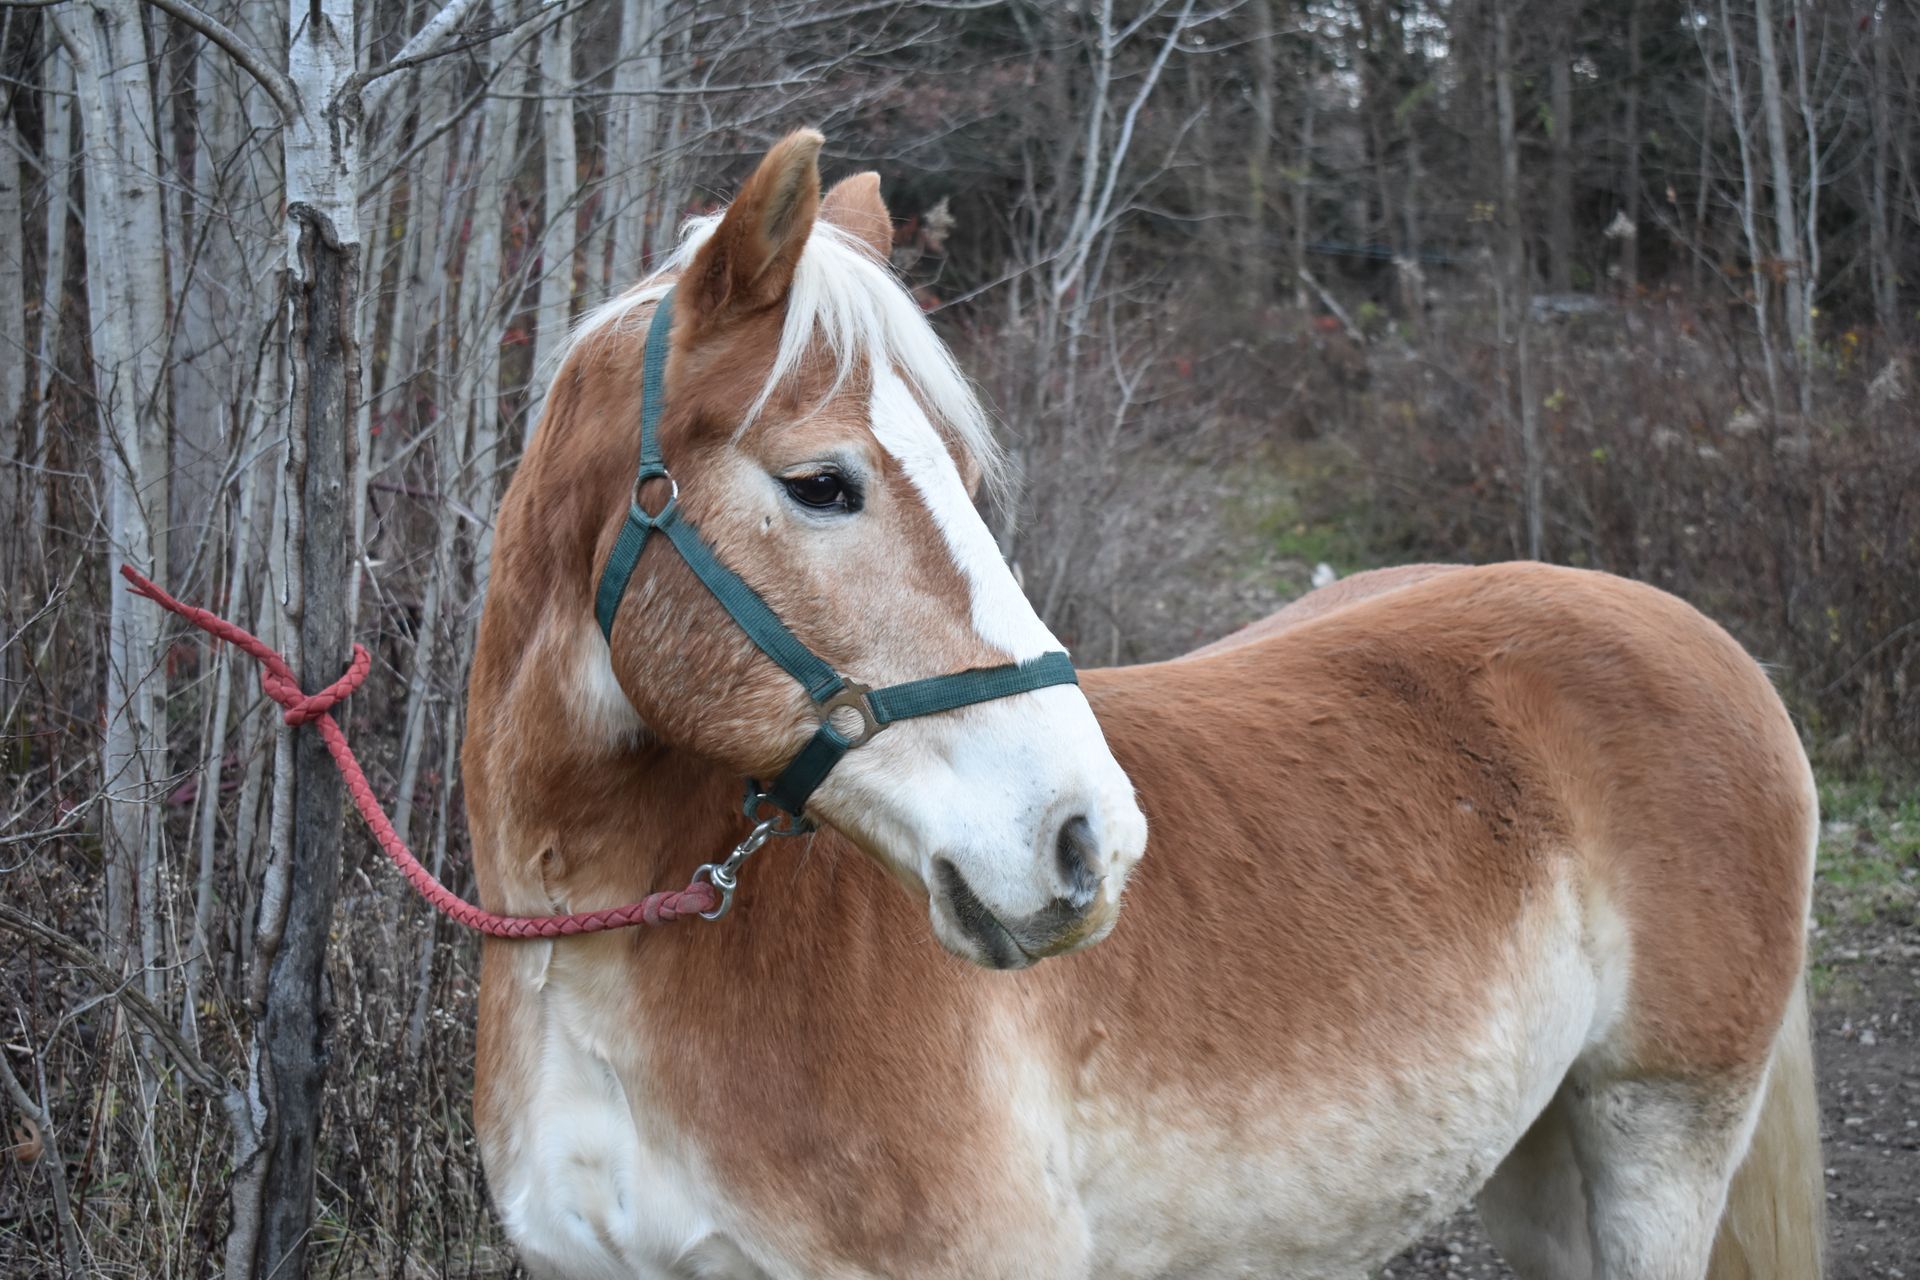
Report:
682,129,824,326
820,172,893,262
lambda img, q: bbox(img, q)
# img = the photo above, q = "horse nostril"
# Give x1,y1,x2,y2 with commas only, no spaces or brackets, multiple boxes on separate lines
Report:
1054,815,1100,906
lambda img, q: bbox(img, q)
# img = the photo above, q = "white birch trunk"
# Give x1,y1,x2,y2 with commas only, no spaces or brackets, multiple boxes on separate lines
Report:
456,8,515,603
525,10,579,440
1495,0,1542,560
609,0,668,284
1790,3,1820,417
238,1,362,1272
1,106,24,441
32,43,74,547
1713,0,1782,412
1753,0,1807,365
60,1,173,995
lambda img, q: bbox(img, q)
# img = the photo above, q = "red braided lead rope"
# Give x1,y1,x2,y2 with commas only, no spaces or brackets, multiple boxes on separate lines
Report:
121,565,719,936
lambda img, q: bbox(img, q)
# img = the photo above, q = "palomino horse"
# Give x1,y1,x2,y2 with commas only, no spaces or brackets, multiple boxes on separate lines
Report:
464,131,1822,1279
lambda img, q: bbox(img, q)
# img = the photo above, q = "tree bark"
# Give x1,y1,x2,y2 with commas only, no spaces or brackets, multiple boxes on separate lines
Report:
1622,0,1641,293
32,39,74,554
1495,0,1542,560
1754,0,1806,361
1548,36,1574,292
1861,11,1893,343
245,1,361,1273
60,0,172,996
526,10,579,440
1714,0,1782,411
1246,0,1274,304
610,0,669,282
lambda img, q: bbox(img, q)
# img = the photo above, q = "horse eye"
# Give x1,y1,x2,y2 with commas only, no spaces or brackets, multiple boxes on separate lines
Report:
782,472,858,513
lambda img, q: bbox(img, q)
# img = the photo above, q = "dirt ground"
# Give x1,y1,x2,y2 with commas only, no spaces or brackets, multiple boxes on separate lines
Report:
1384,814,1920,1279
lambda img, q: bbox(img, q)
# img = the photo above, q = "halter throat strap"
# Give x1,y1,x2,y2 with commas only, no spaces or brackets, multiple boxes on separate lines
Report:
593,287,1078,819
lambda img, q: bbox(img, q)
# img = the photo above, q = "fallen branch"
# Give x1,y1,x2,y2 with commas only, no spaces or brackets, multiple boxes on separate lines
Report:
0,902,230,1096
1297,266,1365,344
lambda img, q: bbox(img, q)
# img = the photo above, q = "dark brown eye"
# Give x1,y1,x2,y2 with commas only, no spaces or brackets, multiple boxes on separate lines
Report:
782,472,858,512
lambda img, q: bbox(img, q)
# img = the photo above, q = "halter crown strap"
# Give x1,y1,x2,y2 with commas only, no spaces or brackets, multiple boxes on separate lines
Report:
593,291,677,640
593,285,1079,819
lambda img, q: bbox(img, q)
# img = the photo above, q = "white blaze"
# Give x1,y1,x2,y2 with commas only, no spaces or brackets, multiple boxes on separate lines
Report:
868,365,1058,662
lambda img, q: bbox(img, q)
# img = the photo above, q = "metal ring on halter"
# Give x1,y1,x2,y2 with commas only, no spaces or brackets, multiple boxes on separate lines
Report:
742,787,813,836
819,680,884,746
634,465,679,516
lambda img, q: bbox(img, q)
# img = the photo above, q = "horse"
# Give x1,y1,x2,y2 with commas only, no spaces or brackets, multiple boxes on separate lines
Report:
463,130,1822,1279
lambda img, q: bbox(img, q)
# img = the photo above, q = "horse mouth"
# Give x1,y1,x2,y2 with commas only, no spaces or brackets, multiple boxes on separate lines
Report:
932,858,1108,970
932,859,1033,969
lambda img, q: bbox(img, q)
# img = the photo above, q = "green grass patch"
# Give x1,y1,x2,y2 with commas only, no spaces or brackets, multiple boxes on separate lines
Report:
1229,447,1382,580
1813,771,1919,930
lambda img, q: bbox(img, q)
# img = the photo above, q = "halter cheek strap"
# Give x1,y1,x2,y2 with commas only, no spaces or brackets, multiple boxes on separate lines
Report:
594,287,1079,823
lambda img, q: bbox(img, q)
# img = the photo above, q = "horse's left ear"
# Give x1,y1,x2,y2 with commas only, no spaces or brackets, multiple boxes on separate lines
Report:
820,172,893,262
682,128,824,327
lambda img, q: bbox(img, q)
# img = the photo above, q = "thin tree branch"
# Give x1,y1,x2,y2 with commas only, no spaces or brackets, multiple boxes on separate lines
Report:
0,902,231,1096
0,1039,84,1277
136,0,299,121
352,0,559,119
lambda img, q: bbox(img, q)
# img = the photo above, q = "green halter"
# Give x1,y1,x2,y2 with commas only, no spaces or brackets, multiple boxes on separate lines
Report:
595,288,1078,820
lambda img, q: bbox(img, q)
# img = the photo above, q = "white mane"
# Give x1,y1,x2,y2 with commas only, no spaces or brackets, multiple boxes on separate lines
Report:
566,213,1005,496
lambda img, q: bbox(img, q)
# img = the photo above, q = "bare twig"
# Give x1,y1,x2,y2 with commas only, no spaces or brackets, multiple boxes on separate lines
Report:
0,903,230,1096
135,0,299,121
0,1030,84,1277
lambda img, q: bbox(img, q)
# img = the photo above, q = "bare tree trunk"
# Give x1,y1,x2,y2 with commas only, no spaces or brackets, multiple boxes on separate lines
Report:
1862,11,1895,344
525,10,579,440
172,29,247,580
403,701,461,1056
244,2,361,1273
1292,89,1314,312
610,0,668,282
454,3,514,602
1245,0,1274,304
1548,39,1574,293
1790,2,1821,418
32,41,74,553
1622,0,1642,293
1754,0,1806,367
386,65,453,434
1,103,24,443
1495,0,1542,560
1713,0,1782,412
59,0,172,998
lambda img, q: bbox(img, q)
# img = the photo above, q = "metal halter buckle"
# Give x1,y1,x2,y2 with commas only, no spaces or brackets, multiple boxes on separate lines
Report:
819,679,884,746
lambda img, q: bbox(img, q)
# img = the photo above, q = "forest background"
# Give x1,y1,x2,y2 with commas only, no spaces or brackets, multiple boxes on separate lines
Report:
2,0,1916,1275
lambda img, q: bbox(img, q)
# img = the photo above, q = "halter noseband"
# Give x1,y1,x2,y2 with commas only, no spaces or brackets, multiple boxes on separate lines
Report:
593,288,1078,912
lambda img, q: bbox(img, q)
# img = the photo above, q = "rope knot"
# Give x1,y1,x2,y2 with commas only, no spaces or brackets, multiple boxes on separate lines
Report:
265,644,372,725
117,563,721,938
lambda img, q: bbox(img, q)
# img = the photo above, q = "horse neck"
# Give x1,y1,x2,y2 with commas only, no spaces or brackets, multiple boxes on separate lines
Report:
466,382,748,920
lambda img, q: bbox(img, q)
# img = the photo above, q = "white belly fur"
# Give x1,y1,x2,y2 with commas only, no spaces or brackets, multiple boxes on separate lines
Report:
487,877,1611,1278
1075,876,1610,1278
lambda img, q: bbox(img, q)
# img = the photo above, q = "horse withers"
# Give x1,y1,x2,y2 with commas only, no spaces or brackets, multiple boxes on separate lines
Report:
463,131,1821,1279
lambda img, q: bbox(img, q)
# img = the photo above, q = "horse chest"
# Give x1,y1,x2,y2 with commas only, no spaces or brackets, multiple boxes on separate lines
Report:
483,974,740,1279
